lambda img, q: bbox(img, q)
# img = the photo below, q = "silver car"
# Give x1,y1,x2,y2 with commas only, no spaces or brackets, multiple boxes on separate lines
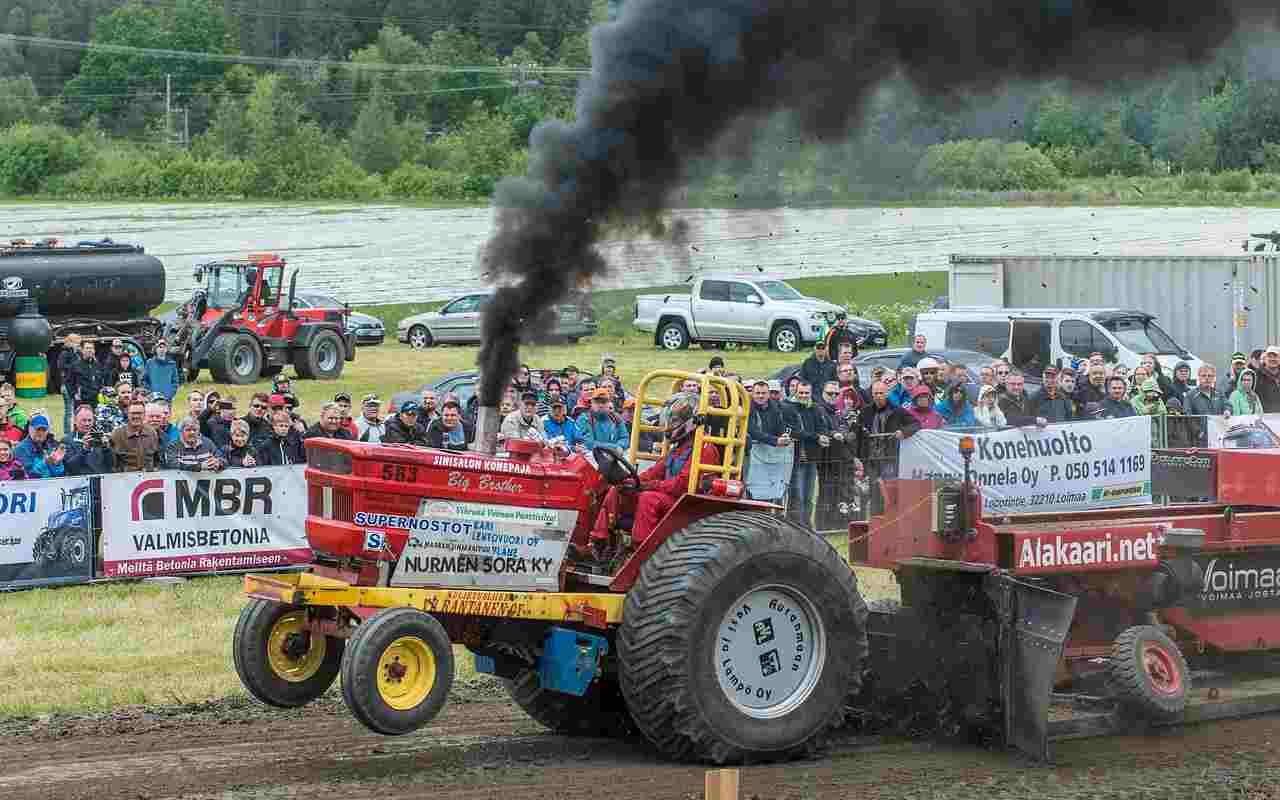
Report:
397,289,597,348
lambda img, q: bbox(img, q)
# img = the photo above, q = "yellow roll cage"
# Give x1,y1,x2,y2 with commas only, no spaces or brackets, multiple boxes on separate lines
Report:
627,369,749,495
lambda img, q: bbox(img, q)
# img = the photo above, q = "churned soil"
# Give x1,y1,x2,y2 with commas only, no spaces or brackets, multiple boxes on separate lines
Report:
2,685,1279,800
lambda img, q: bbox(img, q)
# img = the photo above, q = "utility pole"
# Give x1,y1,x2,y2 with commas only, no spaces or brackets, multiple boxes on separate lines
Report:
183,107,190,149
165,73,172,143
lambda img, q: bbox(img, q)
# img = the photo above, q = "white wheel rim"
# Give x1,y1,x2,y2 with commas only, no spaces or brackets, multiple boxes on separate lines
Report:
775,330,797,352
714,584,825,719
662,328,683,349
410,328,427,348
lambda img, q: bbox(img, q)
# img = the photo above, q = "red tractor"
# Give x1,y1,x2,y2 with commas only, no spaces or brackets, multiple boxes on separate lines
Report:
231,371,1276,763
172,254,354,385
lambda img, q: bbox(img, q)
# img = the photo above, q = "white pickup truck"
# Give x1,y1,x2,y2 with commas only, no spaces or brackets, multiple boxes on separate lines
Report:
633,274,887,353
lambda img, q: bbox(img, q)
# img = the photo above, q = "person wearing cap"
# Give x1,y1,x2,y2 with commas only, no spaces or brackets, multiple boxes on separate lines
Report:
575,387,629,453
334,392,359,438
1031,367,1075,423
598,356,627,412
1131,377,1168,418
305,401,355,442
543,397,582,451
14,412,66,478
888,367,919,408
916,357,945,399
1219,351,1249,397
501,391,546,446
99,337,125,372
141,337,182,402
110,399,160,471
1169,361,1193,403
383,400,427,445
1256,346,1280,412
799,340,837,400
162,416,225,472
269,393,306,436
357,394,387,443
767,379,784,403
1185,363,1228,416
824,311,861,360
258,409,307,466
708,356,725,376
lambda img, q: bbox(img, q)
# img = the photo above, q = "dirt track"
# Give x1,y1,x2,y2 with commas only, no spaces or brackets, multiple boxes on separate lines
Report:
3,691,1279,800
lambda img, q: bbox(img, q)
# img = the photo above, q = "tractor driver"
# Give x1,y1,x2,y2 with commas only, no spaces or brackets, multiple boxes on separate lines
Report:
581,393,719,566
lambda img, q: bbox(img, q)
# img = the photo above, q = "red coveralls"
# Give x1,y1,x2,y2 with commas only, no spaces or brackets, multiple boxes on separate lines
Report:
590,439,720,546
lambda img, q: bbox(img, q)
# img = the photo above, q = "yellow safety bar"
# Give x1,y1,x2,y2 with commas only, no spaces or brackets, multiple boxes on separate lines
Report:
628,369,750,495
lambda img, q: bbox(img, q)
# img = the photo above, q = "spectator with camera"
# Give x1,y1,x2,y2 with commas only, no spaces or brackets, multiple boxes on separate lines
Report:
15,413,67,478
61,404,113,475
163,418,225,472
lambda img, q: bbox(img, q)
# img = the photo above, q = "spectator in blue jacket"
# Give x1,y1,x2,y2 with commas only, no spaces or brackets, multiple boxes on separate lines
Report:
543,399,582,450
15,413,66,478
888,368,919,408
935,382,977,428
142,338,182,402
575,388,629,452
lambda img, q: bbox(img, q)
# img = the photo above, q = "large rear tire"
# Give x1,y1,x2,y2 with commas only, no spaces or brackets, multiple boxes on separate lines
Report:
504,668,633,737
233,600,343,708
1110,625,1189,721
341,607,454,735
295,330,344,380
618,511,867,764
208,333,262,385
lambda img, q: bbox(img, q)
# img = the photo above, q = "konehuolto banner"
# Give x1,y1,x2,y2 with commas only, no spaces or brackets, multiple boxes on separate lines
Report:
0,476,94,590
99,466,312,578
897,417,1152,513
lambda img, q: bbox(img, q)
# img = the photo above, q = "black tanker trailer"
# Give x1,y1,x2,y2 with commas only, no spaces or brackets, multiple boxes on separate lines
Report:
0,239,166,391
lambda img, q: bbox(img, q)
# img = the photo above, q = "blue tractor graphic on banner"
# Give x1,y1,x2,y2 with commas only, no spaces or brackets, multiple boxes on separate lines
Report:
32,485,91,567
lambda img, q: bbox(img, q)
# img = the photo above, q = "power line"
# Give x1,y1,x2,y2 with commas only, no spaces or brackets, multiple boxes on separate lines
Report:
0,33,592,76
1,82,519,101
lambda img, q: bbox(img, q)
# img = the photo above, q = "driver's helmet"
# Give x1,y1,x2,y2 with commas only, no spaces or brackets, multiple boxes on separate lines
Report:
660,392,700,442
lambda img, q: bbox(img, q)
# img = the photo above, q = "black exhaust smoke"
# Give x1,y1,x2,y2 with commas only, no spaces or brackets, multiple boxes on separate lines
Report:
477,0,1273,404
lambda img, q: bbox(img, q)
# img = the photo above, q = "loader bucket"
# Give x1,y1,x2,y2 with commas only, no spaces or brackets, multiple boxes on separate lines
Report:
991,575,1077,761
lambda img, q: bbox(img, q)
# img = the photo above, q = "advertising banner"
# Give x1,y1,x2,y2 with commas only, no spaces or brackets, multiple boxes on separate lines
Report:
1189,552,1280,612
99,466,311,578
0,476,94,590
389,498,577,591
898,417,1153,513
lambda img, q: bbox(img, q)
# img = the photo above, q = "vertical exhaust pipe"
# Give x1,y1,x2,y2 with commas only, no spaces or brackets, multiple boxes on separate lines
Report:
472,406,500,456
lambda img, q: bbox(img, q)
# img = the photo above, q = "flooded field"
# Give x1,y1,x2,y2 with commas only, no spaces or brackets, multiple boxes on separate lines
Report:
5,203,1280,305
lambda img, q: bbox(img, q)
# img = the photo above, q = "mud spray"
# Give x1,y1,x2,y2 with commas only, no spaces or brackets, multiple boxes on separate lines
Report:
476,1,1277,404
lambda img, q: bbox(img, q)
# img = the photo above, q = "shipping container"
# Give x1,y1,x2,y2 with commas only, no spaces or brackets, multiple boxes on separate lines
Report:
948,254,1279,371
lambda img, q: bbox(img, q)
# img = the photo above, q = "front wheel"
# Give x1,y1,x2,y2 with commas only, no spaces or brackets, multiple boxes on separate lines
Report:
407,325,433,349
341,607,454,735
233,600,344,708
208,333,262,385
770,323,801,353
618,511,867,763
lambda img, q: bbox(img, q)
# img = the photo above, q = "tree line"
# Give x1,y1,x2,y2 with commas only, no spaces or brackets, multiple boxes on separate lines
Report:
4,3,1280,201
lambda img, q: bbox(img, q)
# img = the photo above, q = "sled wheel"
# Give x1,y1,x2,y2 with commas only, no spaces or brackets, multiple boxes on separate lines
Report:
1110,625,1189,721
618,510,867,763
504,668,633,737
233,600,343,708
341,607,454,735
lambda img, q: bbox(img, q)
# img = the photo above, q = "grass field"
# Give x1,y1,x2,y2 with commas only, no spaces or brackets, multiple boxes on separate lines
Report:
6,270,917,717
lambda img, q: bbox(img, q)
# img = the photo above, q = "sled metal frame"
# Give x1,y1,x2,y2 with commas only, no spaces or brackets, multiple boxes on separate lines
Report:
244,571,625,626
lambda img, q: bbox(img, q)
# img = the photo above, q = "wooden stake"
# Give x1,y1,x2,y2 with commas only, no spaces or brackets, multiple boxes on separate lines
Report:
704,768,739,800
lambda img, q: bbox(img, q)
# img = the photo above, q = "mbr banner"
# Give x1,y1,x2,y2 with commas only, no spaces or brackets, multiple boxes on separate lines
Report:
898,417,1153,513
100,466,311,578
0,476,94,590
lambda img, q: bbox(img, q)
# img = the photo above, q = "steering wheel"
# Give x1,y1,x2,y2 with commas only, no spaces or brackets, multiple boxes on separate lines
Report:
593,446,641,489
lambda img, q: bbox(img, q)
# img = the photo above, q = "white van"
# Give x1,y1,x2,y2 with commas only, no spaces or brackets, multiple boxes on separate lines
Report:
912,308,1206,376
